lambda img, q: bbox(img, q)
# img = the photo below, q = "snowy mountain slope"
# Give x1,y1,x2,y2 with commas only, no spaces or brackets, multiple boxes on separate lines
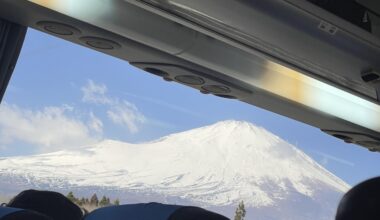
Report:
0,120,349,219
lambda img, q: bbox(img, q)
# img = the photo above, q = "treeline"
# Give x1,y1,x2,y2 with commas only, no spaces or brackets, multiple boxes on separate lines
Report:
67,192,245,219
66,192,120,208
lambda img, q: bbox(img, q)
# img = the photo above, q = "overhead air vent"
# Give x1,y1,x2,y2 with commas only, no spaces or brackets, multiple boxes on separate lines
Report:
144,68,169,77
362,69,380,85
202,85,231,94
79,37,121,50
131,62,252,100
36,21,81,36
323,130,380,152
175,75,205,85
144,68,173,81
332,134,353,143
357,141,380,152
214,94,237,99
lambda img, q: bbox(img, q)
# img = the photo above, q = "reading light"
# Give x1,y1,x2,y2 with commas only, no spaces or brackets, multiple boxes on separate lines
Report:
80,37,121,50
174,75,205,85
202,85,231,94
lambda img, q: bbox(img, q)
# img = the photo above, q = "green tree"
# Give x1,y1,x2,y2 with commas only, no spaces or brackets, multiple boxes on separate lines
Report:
113,199,120,205
234,201,246,220
90,194,99,207
78,197,86,206
99,196,108,207
66,192,76,203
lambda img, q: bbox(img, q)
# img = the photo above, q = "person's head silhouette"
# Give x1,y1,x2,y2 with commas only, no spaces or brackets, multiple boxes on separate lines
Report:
336,177,380,220
7,190,83,220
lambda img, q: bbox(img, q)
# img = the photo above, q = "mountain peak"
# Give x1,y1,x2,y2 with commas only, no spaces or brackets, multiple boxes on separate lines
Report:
157,120,281,154
200,120,262,131
204,120,268,135
0,121,349,213
211,119,255,127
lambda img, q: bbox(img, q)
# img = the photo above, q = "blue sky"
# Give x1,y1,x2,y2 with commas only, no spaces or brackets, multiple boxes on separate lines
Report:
1,29,379,186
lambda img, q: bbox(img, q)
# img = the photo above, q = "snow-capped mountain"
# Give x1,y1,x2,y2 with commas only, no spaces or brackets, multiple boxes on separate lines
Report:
0,120,349,219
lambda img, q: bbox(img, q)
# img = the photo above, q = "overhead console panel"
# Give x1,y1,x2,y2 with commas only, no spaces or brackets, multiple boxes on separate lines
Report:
133,0,380,101
0,0,380,152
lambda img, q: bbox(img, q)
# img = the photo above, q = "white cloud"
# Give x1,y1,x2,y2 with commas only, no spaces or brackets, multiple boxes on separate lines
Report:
107,101,146,134
81,80,112,105
124,92,205,119
82,80,146,133
314,150,355,167
0,80,146,153
320,156,329,166
0,103,101,152
88,112,103,133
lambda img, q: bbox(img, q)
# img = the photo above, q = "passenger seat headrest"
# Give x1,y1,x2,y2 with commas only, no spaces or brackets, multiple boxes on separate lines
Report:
0,206,52,220
85,203,181,220
84,202,228,220
168,206,229,220
336,177,380,220
7,189,83,220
